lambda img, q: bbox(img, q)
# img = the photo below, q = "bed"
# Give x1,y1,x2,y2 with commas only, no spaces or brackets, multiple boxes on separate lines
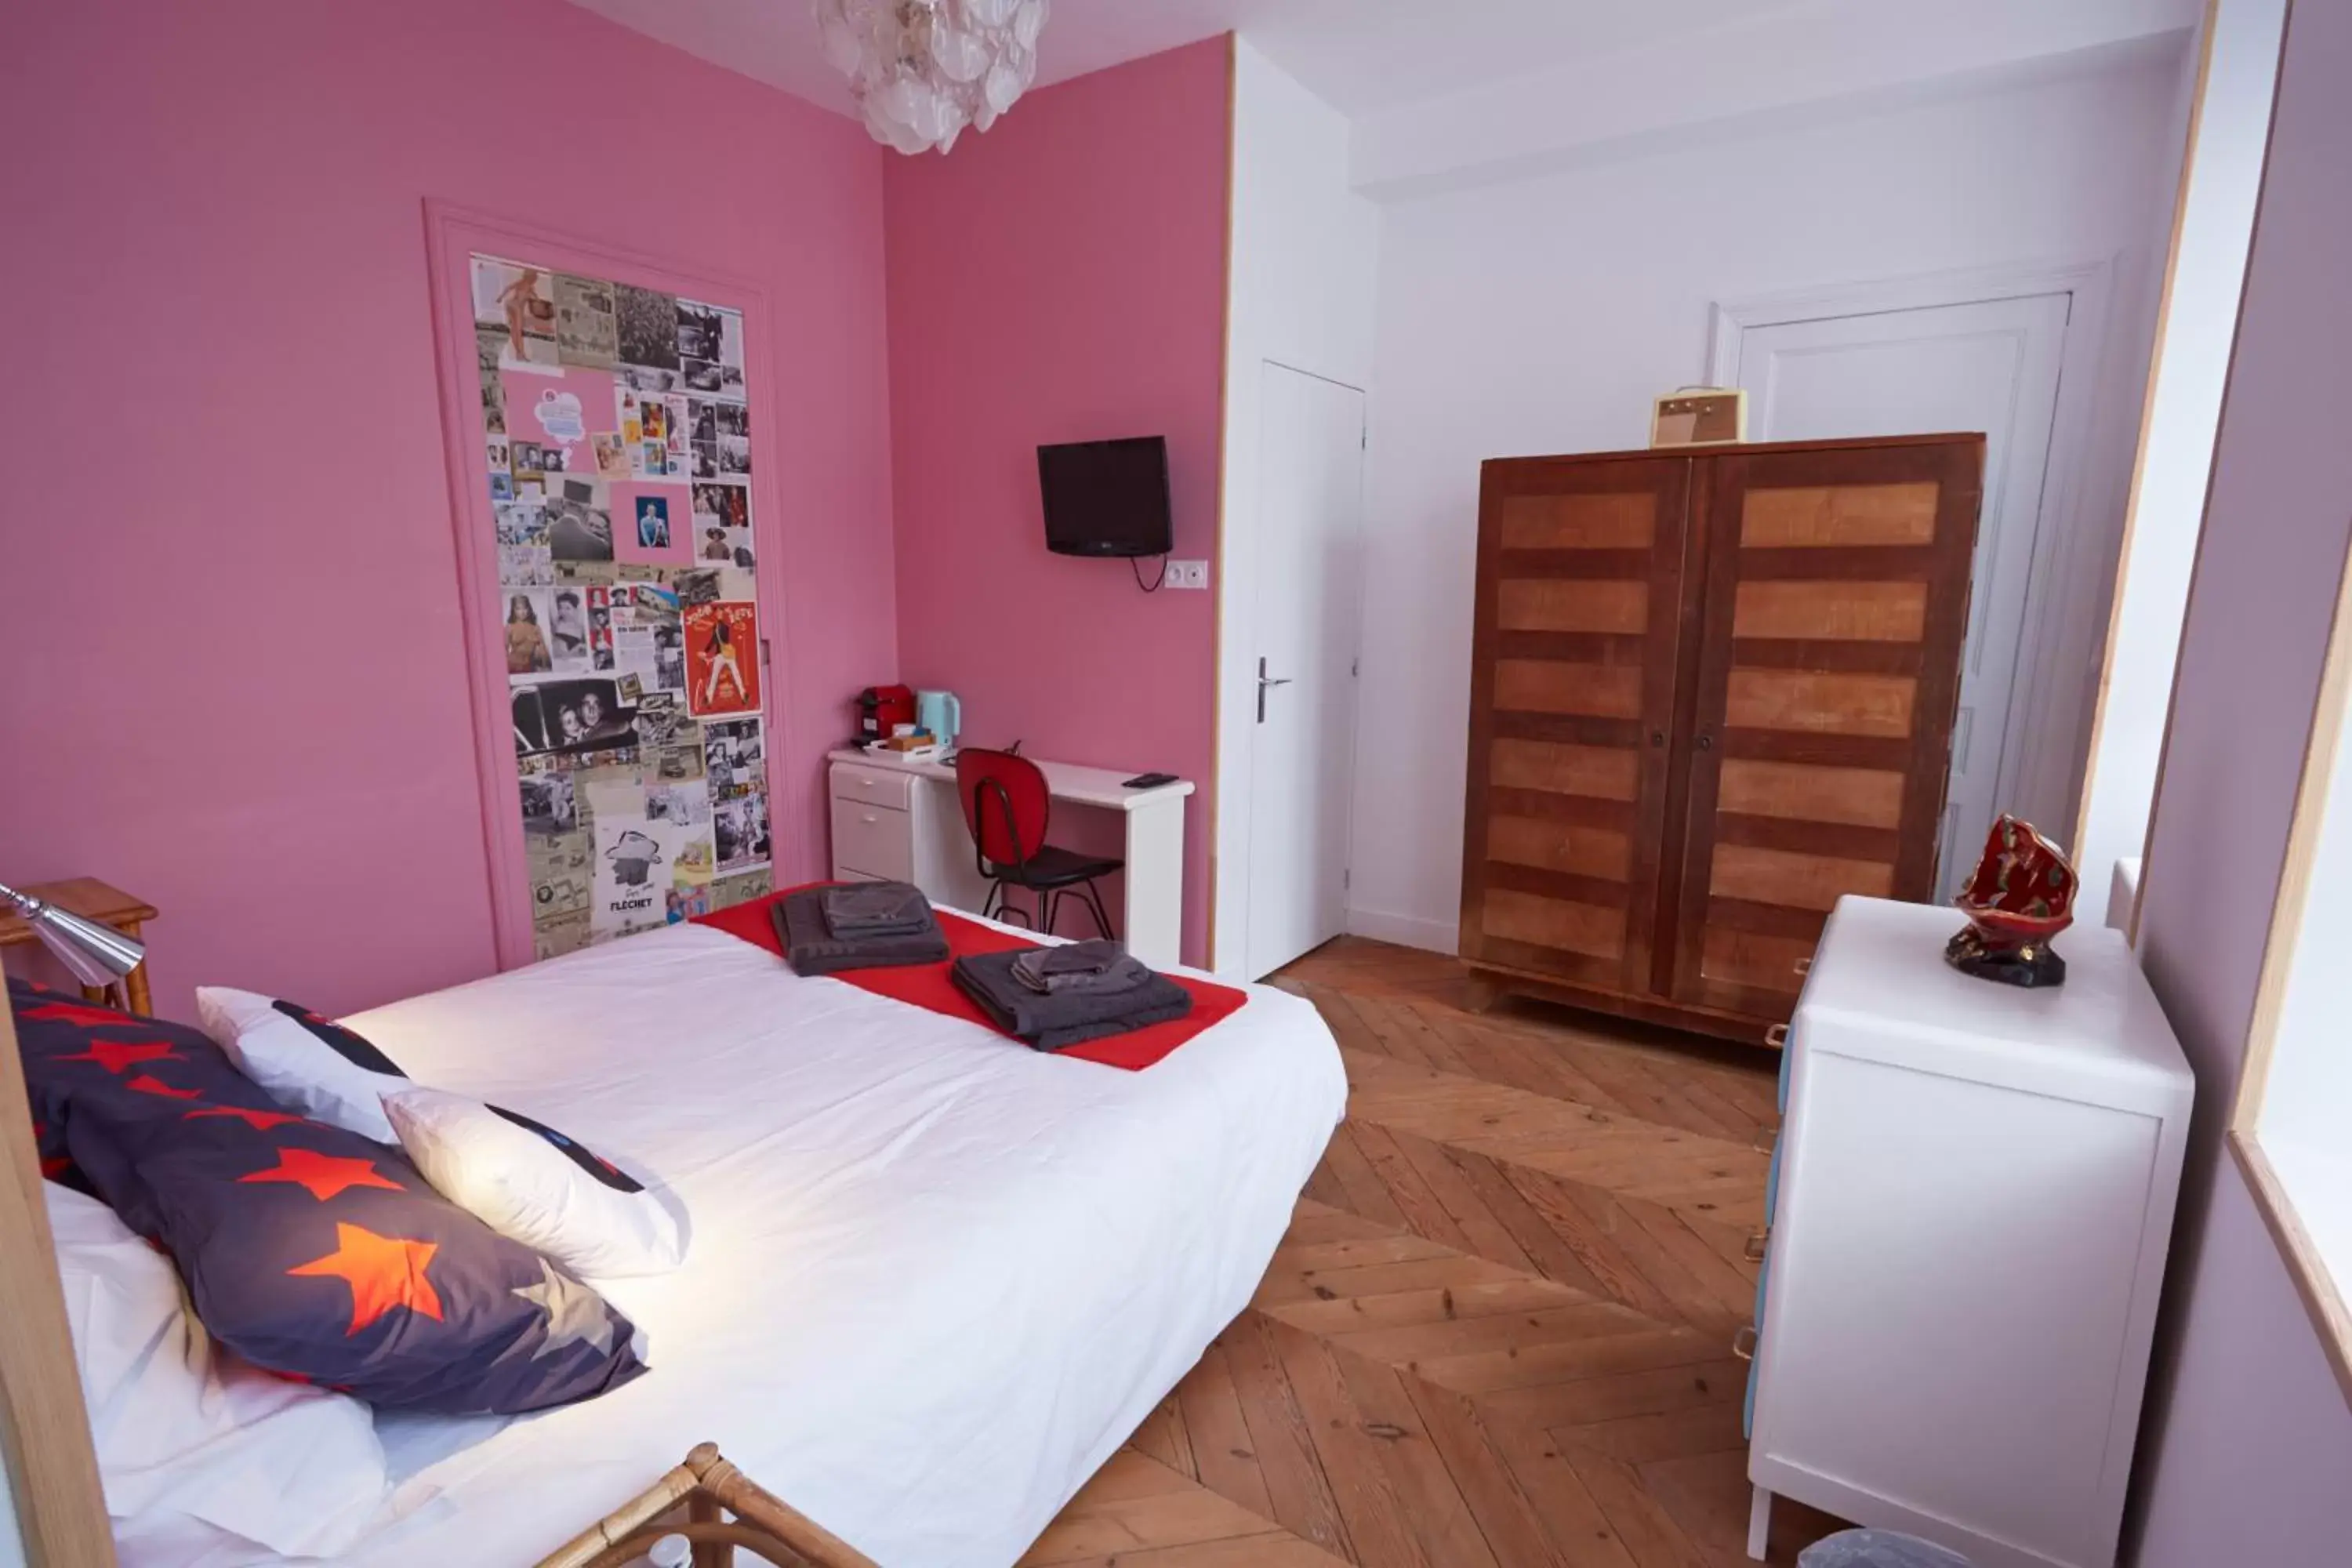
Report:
124,909,1345,1567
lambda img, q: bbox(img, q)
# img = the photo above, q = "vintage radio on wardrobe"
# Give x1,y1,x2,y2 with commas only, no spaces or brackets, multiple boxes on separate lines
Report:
1650,387,1748,448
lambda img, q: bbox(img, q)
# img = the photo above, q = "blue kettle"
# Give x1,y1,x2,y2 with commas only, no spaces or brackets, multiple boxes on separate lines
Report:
915,689,961,748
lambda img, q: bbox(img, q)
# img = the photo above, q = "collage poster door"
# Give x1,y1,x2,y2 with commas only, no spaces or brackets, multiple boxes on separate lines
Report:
465,252,775,960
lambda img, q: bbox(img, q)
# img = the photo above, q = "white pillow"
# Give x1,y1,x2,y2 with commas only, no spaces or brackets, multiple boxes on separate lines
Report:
47,1181,388,1558
194,985,408,1143
383,1085,687,1279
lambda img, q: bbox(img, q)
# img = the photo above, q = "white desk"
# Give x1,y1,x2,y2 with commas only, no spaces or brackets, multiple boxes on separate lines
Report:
824,748,1194,968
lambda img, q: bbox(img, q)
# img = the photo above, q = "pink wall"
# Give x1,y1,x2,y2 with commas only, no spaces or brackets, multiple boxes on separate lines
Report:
2125,2,2352,1561
884,39,1232,965
0,0,896,1022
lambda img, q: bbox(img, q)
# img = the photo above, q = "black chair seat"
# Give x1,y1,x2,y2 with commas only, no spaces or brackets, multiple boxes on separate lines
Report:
987,843,1124,891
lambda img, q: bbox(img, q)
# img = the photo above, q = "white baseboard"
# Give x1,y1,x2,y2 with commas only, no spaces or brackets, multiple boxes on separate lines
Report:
1344,905,1457,955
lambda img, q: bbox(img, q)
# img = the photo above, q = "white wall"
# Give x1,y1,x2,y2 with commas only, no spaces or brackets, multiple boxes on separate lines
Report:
1211,38,1381,978
2074,0,2286,917
1346,49,2187,953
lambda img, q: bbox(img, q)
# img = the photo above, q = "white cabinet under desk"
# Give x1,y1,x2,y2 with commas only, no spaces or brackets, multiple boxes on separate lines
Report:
1746,896,2192,1568
824,748,1193,970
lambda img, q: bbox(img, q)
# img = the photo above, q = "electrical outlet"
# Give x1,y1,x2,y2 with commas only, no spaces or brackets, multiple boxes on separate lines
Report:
1166,559,1210,590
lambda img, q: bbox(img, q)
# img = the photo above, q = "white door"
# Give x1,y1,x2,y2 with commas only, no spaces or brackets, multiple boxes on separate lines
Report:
1244,364,1368,978
1734,293,2070,898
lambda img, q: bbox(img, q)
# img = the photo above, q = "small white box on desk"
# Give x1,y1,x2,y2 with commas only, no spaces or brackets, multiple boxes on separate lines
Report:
1748,897,2191,1568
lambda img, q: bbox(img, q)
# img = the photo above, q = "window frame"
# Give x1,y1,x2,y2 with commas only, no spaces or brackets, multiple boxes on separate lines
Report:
2231,532,2352,1410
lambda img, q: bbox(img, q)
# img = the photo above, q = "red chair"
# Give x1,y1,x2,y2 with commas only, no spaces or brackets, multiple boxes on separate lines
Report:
953,748,1123,938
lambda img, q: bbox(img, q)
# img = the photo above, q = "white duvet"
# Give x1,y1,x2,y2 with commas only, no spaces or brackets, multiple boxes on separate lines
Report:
143,916,1344,1566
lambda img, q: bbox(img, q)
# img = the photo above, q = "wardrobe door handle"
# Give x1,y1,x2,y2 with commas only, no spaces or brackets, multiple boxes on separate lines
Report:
1696,733,1715,752
1651,729,1666,747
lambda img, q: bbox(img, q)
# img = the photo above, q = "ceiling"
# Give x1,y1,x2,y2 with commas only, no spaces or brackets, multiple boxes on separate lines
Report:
565,0,1828,121
570,0,2198,198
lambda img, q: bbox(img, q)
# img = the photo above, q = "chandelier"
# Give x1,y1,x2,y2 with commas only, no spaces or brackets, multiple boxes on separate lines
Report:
814,0,1051,155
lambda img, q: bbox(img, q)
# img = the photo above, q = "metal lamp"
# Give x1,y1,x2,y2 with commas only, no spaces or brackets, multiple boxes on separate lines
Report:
1,883,146,988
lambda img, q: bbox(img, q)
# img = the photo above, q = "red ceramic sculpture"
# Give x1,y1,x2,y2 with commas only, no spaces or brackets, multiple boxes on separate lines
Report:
1946,815,2078,987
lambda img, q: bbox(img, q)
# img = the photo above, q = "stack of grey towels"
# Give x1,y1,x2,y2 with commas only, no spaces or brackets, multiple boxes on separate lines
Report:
773,881,949,975
952,938,1192,1051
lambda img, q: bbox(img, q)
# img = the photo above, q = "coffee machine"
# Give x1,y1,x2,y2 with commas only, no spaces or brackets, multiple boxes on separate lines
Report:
855,684,916,743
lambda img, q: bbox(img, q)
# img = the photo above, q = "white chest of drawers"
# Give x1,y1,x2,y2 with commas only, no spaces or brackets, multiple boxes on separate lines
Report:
826,756,993,911
1747,897,2192,1568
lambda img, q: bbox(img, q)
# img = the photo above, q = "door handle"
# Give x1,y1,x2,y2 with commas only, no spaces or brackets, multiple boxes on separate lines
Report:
1696,733,1715,751
1255,656,1293,724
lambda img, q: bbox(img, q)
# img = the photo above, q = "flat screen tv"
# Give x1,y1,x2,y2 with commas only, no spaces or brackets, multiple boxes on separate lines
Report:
1037,435,1172,557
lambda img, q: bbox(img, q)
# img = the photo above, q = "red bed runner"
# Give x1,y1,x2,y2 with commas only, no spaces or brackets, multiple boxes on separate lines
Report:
692,887,1246,1071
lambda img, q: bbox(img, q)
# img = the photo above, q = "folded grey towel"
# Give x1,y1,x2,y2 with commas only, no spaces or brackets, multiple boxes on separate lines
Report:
953,949,1191,1051
1010,939,1150,996
821,880,936,936
775,890,946,976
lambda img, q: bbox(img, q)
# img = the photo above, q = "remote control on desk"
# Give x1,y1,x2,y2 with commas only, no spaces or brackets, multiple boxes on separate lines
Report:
1123,771,1179,789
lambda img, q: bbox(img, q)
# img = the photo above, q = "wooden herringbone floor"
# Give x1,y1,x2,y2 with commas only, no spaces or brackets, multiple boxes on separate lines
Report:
1018,936,1846,1568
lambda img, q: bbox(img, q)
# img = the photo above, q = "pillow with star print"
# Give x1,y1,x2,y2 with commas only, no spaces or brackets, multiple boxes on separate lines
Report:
10,979,648,1414
194,985,413,1144
382,1085,685,1279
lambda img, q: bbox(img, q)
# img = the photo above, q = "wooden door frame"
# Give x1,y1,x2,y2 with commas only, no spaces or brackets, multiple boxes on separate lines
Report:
419,199,797,972
1704,257,2124,842
0,1002,116,1566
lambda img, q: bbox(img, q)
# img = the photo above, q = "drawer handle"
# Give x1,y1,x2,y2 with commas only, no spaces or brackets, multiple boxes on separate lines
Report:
1744,1229,1768,1263
1731,1325,1757,1362
1793,956,1812,977
861,814,877,824
1764,1023,1789,1048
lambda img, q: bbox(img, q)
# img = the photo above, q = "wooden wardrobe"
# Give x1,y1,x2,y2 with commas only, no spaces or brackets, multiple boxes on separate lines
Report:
1459,434,1984,1045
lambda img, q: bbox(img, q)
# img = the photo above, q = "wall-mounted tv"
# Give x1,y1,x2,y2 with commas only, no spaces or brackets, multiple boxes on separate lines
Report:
1037,435,1172,558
